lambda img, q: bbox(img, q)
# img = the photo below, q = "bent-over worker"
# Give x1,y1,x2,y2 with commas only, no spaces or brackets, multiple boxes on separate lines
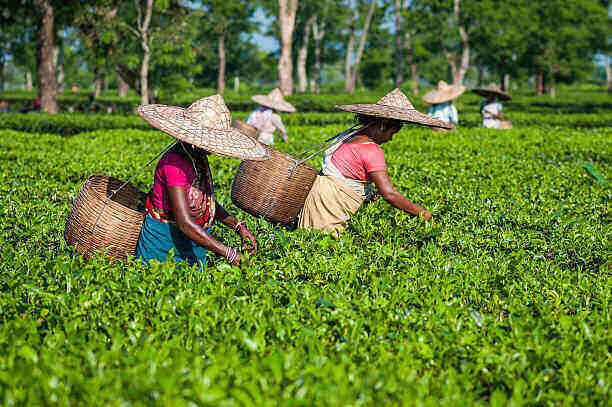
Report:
247,88,296,146
298,89,452,237
136,94,269,268
473,83,512,129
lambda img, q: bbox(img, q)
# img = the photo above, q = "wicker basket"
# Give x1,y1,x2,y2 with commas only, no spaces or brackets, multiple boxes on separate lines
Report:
232,118,258,139
231,146,318,225
64,174,146,260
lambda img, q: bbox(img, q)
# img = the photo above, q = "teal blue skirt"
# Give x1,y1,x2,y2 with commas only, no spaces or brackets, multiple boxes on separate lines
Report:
136,214,208,270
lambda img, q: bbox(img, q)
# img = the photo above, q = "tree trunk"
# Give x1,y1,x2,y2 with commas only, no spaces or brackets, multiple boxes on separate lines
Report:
347,0,376,94
35,0,58,113
411,63,418,94
394,0,404,88
93,68,102,97
278,0,299,95
344,22,355,92
0,58,4,92
503,74,509,92
548,71,555,98
312,17,325,94
536,72,543,95
477,65,483,87
140,40,150,105
56,43,64,93
118,72,129,97
137,0,154,106
606,55,612,93
297,14,315,93
26,71,33,91
217,28,226,94
453,0,469,85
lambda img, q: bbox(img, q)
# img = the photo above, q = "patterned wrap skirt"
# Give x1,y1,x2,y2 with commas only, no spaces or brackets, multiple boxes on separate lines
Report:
136,214,209,270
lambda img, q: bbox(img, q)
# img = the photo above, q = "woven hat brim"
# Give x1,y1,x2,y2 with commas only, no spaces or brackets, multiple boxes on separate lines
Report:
472,88,511,101
251,95,296,113
336,104,453,129
422,85,466,104
137,104,269,161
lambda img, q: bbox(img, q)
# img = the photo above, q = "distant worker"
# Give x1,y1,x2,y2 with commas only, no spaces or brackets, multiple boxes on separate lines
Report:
473,83,512,129
247,88,296,146
0,100,11,113
422,80,465,129
87,93,99,112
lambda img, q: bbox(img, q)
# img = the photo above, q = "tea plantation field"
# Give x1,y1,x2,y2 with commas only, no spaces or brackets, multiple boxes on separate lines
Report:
0,92,610,405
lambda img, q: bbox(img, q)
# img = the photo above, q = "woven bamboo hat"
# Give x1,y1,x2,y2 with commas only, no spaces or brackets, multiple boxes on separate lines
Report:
336,88,453,129
137,94,269,161
422,81,466,104
472,83,511,101
251,88,296,113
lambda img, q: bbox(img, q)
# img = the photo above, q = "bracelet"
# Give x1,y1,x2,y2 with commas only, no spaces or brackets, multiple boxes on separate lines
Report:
225,246,238,264
234,221,246,232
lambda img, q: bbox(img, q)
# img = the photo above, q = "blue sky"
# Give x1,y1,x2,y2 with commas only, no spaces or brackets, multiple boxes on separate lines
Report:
250,7,278,53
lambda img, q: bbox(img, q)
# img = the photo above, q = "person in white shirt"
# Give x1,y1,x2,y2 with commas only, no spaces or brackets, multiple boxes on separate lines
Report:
422,81,466,129
248,88,296,146
473,83,512,129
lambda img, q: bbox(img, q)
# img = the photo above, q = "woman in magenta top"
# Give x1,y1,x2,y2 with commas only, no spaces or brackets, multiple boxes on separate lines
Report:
136,94,266,269
299,89,451,237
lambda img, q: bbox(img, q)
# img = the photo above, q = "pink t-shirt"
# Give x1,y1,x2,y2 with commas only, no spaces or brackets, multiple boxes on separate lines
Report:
150,152,195,212
331,142,387,181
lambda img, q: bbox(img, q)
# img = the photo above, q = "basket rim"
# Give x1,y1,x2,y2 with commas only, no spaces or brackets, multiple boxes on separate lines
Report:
83,173,146,217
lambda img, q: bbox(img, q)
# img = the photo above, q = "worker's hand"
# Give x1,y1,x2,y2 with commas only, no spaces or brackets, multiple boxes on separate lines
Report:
419,210,432,222
237,224,258,255
231,252,242,266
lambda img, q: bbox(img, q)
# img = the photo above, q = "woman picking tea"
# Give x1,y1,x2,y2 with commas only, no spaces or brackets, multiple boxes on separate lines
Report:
422,80,466,128
247,88,296,146
298,89,452,237
136,94,269,268
473,83,512,129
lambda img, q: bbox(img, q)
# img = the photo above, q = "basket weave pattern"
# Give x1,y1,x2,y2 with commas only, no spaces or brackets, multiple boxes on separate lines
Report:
231,147,318,225
232,118,258,139
64,174,146,260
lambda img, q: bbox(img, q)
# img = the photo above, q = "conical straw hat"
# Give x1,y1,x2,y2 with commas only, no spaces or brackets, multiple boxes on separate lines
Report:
422,80,466,104
472,83,511,101
336,88,453,129
137,94,269,161
251,88,296,113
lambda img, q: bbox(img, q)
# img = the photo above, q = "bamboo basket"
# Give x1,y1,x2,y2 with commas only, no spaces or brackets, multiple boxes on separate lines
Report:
64,174,146,260
232,118,258,139
231,146,318,225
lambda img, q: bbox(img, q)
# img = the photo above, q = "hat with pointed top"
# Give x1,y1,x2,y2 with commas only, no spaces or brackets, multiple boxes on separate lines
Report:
252,88,296,113
137,94,269,161
336,88,453,129
472,83,511,101
422,80,466,104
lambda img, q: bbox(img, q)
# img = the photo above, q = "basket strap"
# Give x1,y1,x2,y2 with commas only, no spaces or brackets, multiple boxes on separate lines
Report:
90,141,179,233
288,122,375,177
294,123,360,159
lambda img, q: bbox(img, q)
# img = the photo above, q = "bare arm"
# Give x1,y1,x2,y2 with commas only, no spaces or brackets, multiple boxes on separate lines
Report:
271,113,288,142
168,186,241,264
369,171,432,221
214,201,257,254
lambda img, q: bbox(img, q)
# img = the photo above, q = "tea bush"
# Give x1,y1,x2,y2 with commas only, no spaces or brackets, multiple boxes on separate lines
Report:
0,104,610,405
1,110,610,137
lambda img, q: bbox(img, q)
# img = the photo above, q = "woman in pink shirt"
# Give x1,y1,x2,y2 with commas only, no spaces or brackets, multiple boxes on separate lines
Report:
299,89,451,237
136,94,268,269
